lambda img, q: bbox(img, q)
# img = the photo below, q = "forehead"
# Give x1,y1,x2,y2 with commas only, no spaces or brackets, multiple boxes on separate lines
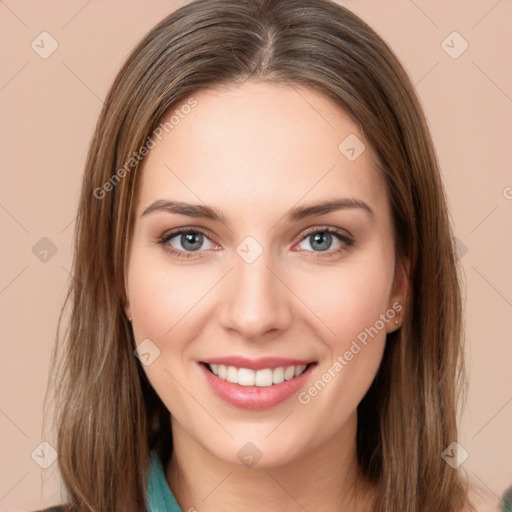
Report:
136,80,387,221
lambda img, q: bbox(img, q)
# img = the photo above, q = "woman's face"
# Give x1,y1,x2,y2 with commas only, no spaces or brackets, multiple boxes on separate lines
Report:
126,80,408,467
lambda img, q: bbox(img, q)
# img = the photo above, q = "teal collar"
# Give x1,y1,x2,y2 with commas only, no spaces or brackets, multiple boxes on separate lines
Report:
147,451,183,512
146,452,512,512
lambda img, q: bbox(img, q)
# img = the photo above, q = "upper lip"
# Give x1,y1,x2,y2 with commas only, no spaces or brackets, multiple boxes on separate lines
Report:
201,356,316,371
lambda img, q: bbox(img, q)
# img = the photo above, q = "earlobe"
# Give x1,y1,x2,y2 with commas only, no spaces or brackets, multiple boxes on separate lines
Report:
124,302,132,322
388,256,410,332
386,305,402,333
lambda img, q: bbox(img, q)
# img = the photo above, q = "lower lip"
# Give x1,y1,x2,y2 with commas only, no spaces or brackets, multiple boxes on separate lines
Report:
199,363,316,410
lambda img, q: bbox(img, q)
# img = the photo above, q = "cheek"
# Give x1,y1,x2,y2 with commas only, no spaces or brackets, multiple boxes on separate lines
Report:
293,249,395,422
127,253,204,408
127,250,204,340
302,253,395,349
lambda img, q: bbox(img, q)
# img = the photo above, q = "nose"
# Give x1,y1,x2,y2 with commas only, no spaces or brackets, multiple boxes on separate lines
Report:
218,252,293,341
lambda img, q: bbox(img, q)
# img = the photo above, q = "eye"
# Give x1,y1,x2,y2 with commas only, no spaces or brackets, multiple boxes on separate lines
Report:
157,228,218,259
295,227,354,257
157,226,354,260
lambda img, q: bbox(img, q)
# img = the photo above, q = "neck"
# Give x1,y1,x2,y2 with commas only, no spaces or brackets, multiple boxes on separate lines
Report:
166,412,376,512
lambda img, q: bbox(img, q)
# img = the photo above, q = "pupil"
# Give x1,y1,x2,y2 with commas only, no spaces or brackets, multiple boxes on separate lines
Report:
312,232,331,251
182,232,202,251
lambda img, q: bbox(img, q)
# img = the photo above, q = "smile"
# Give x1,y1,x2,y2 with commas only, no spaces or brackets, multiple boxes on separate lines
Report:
206,363,309,387
199,358,318,410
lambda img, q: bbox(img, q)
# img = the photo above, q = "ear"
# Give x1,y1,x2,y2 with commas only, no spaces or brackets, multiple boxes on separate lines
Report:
122,279,131,321
124,302,131,321
386,255,410,333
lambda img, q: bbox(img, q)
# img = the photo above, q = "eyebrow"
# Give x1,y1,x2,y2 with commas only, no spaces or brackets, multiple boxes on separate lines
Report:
141,197,374,223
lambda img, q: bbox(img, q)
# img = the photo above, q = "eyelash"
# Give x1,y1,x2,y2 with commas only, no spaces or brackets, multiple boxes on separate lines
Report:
156,226,355,260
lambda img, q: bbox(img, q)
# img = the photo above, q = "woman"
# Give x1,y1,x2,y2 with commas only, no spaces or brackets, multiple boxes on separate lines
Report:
37,0,495,510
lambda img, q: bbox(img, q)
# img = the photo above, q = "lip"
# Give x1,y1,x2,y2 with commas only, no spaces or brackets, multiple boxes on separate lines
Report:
201,355,314,371
199,361,317,410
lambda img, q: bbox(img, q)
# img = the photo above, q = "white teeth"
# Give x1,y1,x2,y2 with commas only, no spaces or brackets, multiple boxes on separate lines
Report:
255,368,273,387
226,366,238,383
207,363,309,387
284,366,295,380
272,367,284,384
294,364,307,376
238,368,255,386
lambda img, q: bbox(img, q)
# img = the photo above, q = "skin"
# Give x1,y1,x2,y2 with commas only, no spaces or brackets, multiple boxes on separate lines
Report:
125,80,409,511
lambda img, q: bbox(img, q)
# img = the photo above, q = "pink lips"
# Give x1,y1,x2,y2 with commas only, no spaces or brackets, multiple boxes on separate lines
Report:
199,357,317,410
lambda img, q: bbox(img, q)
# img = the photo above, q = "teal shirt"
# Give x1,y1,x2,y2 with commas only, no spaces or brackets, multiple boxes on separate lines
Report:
501,485,512,512
145,452,512,512
147,451,183,512
36,468,512,511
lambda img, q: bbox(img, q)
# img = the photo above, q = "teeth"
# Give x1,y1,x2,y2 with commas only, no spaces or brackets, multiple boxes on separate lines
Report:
255,368,273,387
226,365,238,383
238,367,255,386
272,367,284,384
284,366,295,380
208,364,308,387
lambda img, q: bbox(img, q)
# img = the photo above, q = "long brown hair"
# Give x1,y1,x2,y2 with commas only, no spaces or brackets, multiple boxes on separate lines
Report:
46,0,473,510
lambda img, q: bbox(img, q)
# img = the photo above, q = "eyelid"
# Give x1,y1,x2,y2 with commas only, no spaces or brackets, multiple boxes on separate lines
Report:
298,224,353,242
160,225,214,241
157,224,354,258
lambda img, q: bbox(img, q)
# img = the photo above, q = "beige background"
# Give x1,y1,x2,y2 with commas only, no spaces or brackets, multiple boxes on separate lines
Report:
1,0,511,510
